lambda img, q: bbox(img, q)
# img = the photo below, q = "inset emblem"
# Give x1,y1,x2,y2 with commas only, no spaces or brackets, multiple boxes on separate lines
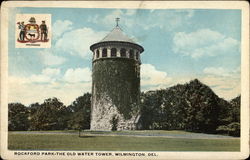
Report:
16,14,51,48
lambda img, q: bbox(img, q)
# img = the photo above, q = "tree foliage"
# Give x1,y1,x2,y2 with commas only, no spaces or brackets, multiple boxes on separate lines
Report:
216,96,240,136
9,93,92,131
67,93,91,130
29,97,68,130
139,79,240,136
8,103,30,131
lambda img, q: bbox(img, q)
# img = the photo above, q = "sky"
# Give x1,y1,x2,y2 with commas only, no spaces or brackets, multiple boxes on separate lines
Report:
8,7,241,106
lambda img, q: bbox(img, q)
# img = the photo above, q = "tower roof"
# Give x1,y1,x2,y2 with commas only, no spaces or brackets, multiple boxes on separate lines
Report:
100,26,135,43
90,18,144,52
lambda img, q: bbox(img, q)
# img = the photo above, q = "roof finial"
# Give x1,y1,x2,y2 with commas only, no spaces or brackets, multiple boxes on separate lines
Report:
115,17,120,27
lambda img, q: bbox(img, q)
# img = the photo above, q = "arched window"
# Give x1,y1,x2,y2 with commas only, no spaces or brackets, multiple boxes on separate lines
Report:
136,52,139,60
111,48,117,57
120,48,126,57
129,49,134,59
102,48,107,57
96,50,100,58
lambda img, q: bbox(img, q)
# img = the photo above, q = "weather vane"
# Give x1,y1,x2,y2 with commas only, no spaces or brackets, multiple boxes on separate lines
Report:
115,17,120,27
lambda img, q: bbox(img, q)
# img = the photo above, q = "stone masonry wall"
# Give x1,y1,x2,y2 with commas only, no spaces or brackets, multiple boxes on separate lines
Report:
90,58,140,131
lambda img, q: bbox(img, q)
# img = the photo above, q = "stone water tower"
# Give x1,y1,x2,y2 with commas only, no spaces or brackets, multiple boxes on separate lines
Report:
90,18,144,131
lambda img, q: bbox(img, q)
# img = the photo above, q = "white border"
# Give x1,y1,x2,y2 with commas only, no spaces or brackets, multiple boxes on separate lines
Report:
1,1,249,160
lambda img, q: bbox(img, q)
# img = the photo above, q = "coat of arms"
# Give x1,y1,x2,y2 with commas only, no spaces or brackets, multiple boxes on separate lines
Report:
17,17,49,43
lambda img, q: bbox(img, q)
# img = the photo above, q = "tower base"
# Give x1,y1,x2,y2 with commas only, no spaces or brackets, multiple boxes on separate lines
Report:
90,93,139,131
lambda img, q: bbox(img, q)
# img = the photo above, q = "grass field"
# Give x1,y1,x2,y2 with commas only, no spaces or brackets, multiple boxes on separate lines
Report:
8,131,240,151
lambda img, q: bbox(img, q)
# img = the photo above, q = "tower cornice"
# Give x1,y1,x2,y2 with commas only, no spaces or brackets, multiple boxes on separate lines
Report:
90,41,144,53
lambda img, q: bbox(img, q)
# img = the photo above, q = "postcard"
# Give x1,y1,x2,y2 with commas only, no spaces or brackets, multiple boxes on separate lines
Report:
1,1,249,160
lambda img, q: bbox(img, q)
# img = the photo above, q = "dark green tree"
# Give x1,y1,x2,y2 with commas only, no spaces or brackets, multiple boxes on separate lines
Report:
230,96,240,123
30,97,68,130
216,96,240,137
8,103,29,131
139,91,163,129
67,93,91,130
139,79,233,134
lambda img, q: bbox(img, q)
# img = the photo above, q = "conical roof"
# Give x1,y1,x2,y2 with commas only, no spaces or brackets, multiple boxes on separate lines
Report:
100,26,135,43
90,18,144,52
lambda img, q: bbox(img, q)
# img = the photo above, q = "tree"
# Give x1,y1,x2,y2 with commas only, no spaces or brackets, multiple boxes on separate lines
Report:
139,91,163,129
67,93,91,130
8,103,29,131
230,96,240,123
30,97,68,130
216,96,240,137
139,79,233,134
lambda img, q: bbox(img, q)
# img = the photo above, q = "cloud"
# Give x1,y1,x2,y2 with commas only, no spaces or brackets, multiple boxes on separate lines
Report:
141,64,172,89
8,67,92,106
203,67,229,77
88,9,137,29
39,49,67,66
52,20,73,39
125,9,137,16
200,75,240,100
22,66,92,84
42,68,60,76
29,74,53,83
101,9,134,28
173,29,240,58
203,66,240,77
200,66,241,100
104,9,123,23
63,67,91,83
87,9,195,32
141,10,195,31
27,68,61,83
8,76,91,106
87,15,100,24
55,27,106,59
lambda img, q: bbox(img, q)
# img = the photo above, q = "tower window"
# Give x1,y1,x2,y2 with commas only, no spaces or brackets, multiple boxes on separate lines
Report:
111,48,117,57
96,50,100,58
136,52,139,60
129,49,134,58
102,48,107,57
120,48,126,57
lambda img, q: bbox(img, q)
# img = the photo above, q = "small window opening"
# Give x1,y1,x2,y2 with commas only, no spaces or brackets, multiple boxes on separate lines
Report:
102,48,107,57
111,48,117,57
96,50,100,58
120,48,126,57
129,49,134,58
136,52,139,60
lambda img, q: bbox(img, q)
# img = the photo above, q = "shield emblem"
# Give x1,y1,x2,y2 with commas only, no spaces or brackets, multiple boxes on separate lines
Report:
25,24,40,42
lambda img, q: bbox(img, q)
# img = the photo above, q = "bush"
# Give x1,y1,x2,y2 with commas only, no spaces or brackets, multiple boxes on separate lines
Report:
111,116,119,131
216,122,240,137
228,122,240,137
216,125,230,135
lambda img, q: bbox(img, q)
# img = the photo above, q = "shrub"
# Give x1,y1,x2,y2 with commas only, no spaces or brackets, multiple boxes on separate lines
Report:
111,116,119,131
216,122,240,137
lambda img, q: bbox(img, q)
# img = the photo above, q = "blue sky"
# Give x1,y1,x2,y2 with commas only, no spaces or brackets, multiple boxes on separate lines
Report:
8,7,241,105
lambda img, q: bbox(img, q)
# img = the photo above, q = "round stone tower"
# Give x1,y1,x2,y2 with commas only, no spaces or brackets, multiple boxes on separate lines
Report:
89,19,144,131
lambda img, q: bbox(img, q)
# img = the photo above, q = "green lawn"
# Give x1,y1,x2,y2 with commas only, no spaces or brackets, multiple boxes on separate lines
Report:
8,131,240,151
